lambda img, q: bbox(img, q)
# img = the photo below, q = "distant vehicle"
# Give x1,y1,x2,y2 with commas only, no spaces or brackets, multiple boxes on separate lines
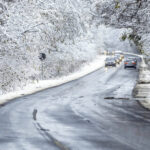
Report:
114,55,122,64
120,54,124,59
124,57,137,69
106,51,115,56
115,54,123,61
114,56,120,64
105,57,116,67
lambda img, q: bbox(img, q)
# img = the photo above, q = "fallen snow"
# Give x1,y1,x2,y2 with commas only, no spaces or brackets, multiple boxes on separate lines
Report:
0,55,105,105
133,59,150,109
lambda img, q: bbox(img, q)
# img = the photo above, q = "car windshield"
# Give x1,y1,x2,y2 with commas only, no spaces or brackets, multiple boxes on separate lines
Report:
125,57,136,61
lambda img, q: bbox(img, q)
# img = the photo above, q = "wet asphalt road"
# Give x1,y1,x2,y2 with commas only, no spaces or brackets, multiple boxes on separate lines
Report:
0,62,150,150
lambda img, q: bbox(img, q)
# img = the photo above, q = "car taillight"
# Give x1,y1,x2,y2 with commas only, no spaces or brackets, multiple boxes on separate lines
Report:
132,62,136,64
124,62,128,64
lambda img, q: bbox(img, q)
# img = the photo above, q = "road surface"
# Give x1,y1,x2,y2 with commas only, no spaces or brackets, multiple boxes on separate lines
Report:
0,62,150,150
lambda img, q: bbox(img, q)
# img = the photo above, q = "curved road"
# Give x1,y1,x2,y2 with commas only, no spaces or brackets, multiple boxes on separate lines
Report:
0,63,150,150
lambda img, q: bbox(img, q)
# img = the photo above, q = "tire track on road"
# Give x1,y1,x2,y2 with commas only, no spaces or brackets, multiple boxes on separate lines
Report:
33,109,70,150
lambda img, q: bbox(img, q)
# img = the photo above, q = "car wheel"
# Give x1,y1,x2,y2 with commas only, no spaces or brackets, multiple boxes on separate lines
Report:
124,66,126,69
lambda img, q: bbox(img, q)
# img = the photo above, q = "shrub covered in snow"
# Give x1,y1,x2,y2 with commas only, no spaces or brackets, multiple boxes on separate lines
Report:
0,0,99,93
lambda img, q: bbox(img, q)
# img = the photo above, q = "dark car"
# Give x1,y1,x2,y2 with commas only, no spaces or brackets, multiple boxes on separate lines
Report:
105,57,116,67
124,58,137,69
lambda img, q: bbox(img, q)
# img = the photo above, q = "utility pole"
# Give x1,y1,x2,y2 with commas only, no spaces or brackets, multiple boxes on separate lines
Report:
41,61,43,80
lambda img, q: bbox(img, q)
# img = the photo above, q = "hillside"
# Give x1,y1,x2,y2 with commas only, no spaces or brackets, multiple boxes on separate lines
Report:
0,0,137,94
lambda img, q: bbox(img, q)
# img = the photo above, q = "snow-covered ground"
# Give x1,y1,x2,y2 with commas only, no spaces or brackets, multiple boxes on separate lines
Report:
133,62,150,109
0,55,105,105
0,0,137,98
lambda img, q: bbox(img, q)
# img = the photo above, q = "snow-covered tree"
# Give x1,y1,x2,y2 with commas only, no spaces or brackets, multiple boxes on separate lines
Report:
92,0,150,54
0,0,98,93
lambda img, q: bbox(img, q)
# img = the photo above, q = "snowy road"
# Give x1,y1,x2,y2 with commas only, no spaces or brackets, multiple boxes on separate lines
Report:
0,62,150,150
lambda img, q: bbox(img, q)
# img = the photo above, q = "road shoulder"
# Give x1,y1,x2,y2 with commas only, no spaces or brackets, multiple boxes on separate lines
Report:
0,55,105,106
133,62,150,110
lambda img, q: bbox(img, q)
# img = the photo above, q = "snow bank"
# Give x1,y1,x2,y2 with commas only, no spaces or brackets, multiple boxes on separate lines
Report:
133,61,150,110
0,55,105,105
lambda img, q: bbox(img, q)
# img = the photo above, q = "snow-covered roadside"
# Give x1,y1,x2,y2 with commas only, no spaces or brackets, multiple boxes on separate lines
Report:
0,55,105,105
133,62,150,110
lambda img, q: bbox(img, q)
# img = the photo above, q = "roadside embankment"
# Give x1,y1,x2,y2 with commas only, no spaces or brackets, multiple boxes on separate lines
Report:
0,55,105,105
133,59,150,109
